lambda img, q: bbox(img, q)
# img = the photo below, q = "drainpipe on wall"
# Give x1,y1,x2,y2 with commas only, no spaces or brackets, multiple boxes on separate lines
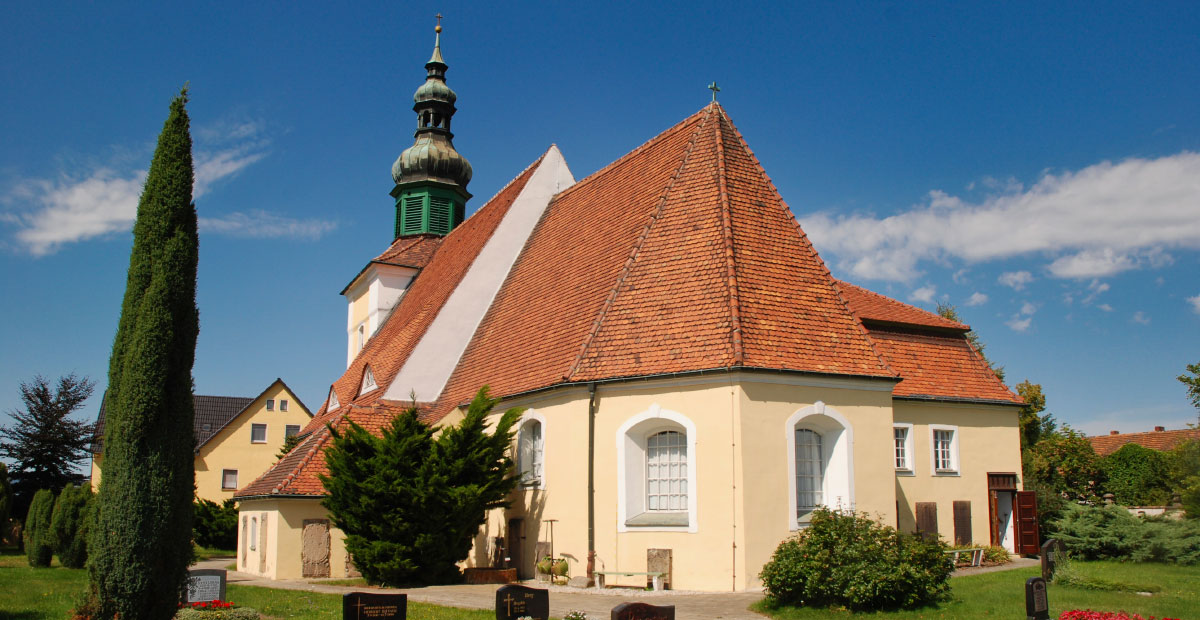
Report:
587,382,597,582
729,376,737,591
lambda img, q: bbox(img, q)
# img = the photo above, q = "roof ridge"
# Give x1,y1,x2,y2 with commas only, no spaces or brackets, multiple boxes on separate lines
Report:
564,106,716,380
469,148,551,214
719,110,896,377
712,111,744,365
554,107,710,202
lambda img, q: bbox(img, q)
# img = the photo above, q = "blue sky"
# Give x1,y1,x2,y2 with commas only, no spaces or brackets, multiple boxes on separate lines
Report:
1,1,1198,445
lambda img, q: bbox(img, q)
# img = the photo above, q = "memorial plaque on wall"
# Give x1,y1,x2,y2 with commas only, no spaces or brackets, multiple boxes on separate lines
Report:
495,584,549,620
184,569,227,603
1024,577,1049,620
343,592,407,620
611,602,676,620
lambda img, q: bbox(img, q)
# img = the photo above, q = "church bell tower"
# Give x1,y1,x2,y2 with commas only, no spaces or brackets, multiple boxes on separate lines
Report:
390,16,473,239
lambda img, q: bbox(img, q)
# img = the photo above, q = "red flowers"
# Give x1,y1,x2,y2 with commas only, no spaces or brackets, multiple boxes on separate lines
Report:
177,600,234,611
1060,611,1179,620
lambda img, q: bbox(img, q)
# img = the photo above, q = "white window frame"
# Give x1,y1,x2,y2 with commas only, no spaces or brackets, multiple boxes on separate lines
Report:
251,423,267,444
785,401,855,530
360,366,378,395
616,404,698,532
516,410,547,489
893,423,914,474
221,469,238,490
929,424,960,475
328,387,340,411
279,399,288,412
265,399,274,411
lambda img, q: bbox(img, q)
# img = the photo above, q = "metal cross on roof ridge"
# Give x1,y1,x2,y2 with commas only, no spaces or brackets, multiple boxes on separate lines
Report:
708,81,721,102
435,13,443,32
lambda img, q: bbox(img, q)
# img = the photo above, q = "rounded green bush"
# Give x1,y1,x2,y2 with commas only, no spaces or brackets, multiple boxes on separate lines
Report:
759,508,953,611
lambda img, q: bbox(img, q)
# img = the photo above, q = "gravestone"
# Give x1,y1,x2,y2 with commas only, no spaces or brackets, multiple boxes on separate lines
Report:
1040,539,1064,581
495,584,549,620
184,569,226,603
343,592,407,620
1025,577,1050,620
611,602,676,620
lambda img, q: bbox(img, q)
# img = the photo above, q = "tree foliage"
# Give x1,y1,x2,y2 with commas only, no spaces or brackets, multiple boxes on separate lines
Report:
1170,439,1200,519
24,488,55,567
1023,427,1103,533
1099,443,1173,507
1179,361,1200,422
1053,503,1200,564
276,432,302,460
89,88,199,620
0,462,11,536
193,499,238,550
1015,380,1056,449
50,484,94,568
321,386,521,586
0,374,96,518
936,302,1005,382
759,508,952,611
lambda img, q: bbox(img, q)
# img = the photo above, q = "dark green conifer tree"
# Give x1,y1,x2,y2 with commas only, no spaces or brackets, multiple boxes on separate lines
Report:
0,463,12,538
50,484,93,568
24,488,55,567
88,87,199,620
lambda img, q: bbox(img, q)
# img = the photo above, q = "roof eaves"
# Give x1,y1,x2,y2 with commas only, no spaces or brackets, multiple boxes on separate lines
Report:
893,394,1024,407
196,381,283,452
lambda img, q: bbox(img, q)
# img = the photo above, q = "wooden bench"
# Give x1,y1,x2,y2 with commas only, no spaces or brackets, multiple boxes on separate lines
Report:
946,548,984,567
594,570,666,591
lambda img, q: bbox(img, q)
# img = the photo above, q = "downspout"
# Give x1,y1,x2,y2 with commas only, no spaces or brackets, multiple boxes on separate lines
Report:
729,375,737,591
586,382,597,582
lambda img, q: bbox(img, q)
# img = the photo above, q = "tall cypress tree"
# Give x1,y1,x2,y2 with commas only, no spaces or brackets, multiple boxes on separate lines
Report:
88,88,199,620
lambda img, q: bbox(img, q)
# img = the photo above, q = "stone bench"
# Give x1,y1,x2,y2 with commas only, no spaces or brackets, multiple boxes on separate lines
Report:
946,548,984,567
595,570,666,591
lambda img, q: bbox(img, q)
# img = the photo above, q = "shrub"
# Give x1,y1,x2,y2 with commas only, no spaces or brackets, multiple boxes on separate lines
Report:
1169,439,1200,519
174,606,259,620
49,484,94,568
1060,611,1180,620
24,488,55,567
193,499,238,550
1053,503,1200,564
759,508,952,611
948,543,1011,565
1100,444,1173,506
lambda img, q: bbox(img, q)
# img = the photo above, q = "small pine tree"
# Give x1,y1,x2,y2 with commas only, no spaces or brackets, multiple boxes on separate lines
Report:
321,386,521,585
88,87,199,620
24,488,55,567
0,462,12,540
276,433,302,460
49,484,93,568
193,499,238,550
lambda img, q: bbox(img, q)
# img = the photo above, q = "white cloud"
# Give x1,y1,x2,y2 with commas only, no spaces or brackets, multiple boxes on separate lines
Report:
1082,279,1110,304
1187,294,1200,314
1097,303,1113,312
1006,315,1033,332
909,285,936,303
1131,311,1150,325
965,292,988,306
1020,301,1037,316
998,271,1033,290
199,210,337,239
1,118,333,254
801,152,1200,281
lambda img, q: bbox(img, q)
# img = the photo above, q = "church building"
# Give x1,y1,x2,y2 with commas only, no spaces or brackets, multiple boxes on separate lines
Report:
235,23,1034,590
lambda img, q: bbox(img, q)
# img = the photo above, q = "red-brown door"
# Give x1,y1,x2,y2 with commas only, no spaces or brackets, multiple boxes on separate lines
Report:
1014,491,1040,555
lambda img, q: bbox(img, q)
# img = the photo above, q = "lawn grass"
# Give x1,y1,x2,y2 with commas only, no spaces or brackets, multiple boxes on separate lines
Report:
227,585,494,620
754,561,1198,619
193,546,237,561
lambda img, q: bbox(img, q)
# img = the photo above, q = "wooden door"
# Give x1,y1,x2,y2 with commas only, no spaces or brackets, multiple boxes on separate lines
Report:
915,502,938,541
1014,491,1040,555
988,490,1000,546
952,501,972,545
301,519,331,578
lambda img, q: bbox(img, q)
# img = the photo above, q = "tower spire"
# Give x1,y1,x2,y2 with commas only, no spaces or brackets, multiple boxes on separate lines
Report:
390,16,473,239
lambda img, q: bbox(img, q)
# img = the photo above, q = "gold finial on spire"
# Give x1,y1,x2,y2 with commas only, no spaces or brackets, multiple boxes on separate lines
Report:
708,81,721,102
435,12,443,33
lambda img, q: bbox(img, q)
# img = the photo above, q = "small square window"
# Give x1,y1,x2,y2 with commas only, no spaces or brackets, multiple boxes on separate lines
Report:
279,399,288,412
251,423,267,443
285,424,300,437
265,399,275,411
222,469,238,490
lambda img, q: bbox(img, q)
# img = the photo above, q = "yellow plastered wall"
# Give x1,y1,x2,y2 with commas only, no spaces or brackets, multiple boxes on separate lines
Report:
236,498,352,580
892,401,1022,546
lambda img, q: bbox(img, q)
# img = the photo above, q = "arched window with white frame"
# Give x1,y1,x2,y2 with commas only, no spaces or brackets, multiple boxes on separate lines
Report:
785,401,854,529
616,404,698,532
517,413,545,488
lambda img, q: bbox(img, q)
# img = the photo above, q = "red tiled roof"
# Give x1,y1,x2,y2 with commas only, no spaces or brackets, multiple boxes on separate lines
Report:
1088,428,1200,457
864,328,1021,404
834,279,968,331
374,234,443,267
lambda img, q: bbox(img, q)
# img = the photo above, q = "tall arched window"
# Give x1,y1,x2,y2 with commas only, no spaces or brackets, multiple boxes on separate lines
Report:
518,419,544,488
646,430,687,511
794,429,823,516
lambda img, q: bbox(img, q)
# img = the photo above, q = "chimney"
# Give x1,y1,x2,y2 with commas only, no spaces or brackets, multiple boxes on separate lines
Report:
1110,430,1119,435
1155,426,1165,432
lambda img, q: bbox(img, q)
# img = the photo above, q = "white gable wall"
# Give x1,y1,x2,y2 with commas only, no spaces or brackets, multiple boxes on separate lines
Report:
384,146,576,403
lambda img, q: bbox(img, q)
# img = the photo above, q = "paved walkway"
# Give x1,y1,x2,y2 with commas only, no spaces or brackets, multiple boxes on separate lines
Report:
197,555,1036,620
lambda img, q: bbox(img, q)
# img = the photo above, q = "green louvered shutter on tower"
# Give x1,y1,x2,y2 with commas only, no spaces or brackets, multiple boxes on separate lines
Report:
402,196,424,235
429,196,451,234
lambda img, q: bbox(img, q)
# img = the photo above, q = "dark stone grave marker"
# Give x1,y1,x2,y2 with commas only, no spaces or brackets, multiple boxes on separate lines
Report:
1025,577,1049,620
184,569,227,603
343,592,407,620
611,602,676,620
1040,538,1064,580
495,584,549,620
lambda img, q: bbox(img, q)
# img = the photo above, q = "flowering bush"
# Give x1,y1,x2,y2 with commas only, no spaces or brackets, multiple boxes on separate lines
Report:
1059,611,1180,620
181,600,234,610
173,601,259,620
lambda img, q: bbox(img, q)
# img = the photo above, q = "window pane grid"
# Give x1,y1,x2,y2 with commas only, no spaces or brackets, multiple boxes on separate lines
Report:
647,431,687,511
795,429,823,515
934,430,954,471
894,427,908,469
